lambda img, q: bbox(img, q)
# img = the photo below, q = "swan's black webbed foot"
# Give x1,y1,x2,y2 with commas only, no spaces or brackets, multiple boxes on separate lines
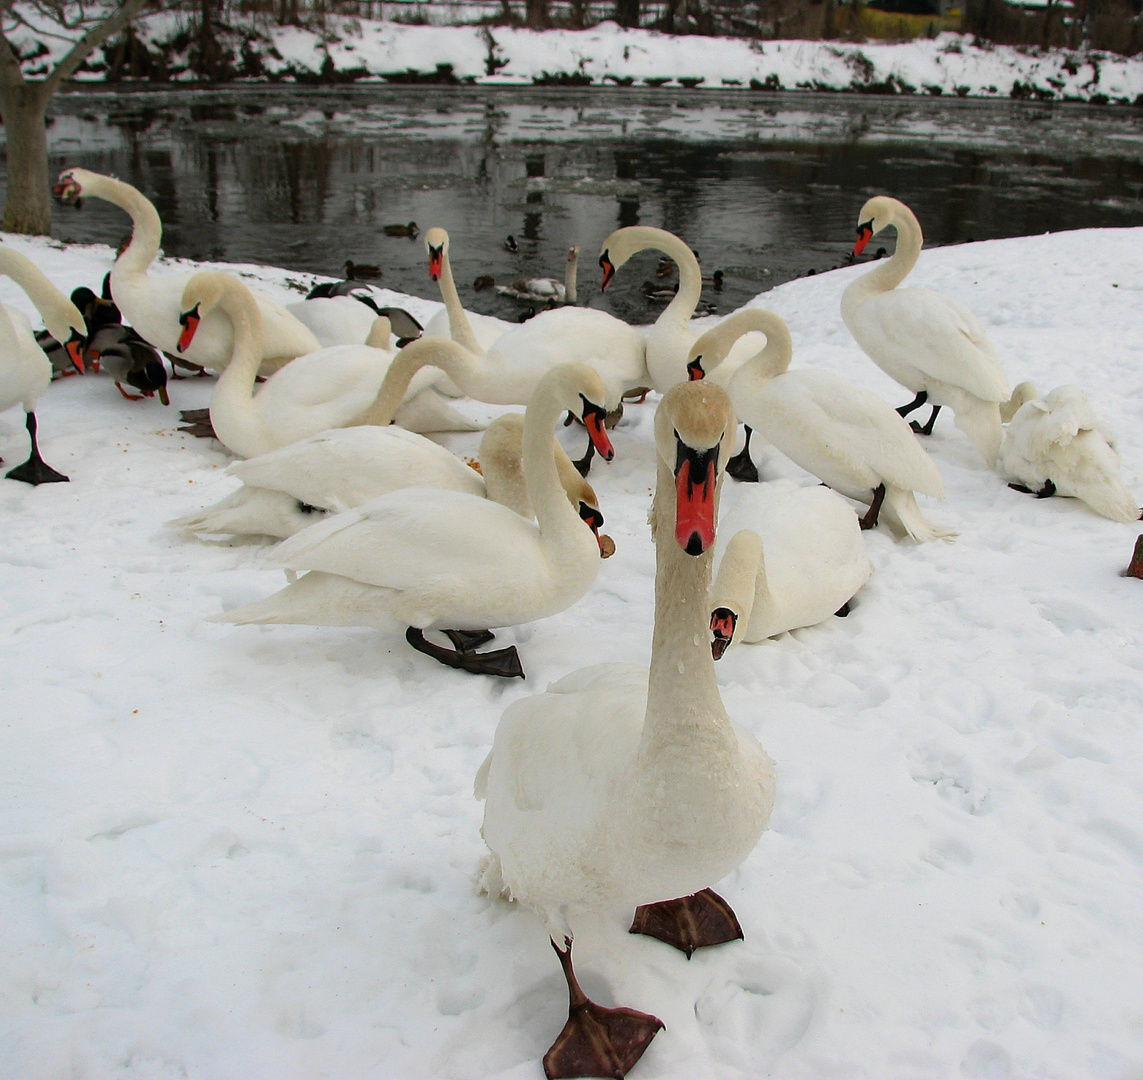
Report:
725,425,759,483
896,389,928,418
1122,535,1143,579
629,887,744,959
835,601,851,617
444,628,496,652
405,627,524,679
5,414,68,485
544,939,664,1080
1008,479,1057,499
909,405,941,436
859,483,887,531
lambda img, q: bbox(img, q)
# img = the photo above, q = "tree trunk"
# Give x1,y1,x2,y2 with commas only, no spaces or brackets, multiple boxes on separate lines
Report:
616,0,641,28
0,83,51,235
525,0,550,28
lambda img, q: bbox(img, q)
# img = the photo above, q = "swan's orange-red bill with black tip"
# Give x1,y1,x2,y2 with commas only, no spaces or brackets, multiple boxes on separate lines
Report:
710,607,737,660
52,173,81,205
65,330,86,375
686,356,705,381
674,438,718,556
428,244,444,282
577,502,608,553
581,398,615,462
599,251,615,291
853,219,874,257
177,303,201,353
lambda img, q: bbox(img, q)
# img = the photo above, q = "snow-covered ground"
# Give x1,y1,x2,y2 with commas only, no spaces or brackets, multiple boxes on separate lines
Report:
3,222,1143,1079
7,5,1143,104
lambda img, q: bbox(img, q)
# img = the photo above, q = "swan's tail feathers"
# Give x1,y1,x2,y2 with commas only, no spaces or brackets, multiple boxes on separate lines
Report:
954,402,1003,468
881,487,958,543
1076,476,1141,524
476,852,513,901
207,571,392,628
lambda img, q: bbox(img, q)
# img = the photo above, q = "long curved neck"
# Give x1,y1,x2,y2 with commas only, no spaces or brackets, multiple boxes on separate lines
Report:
841,207,923,320
649,231,702,327
92,174,163,276
522,390,582,547
363,336,487,426
711,529,763,627
212,284,265,418
437,246,482,356
700,310,792,381
565,250,578,304
641,457,732,753
0,252,82,341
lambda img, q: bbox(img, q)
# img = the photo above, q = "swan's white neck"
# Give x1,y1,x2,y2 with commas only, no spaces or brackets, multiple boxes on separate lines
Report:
698,309,792,382
522,381,585,553
565,249,579,305
0,249,82,343
840,205,923,322
364,336,487,425
209,281,267,450
435,244,483,356
88,173,163,278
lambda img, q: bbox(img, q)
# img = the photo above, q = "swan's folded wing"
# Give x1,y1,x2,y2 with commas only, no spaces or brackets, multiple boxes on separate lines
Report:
269,487,540,589
1032,387,1101,449
255,344,385,416
863,288,1010,402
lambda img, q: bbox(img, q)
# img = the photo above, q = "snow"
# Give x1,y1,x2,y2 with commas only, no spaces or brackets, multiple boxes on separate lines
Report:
3,221,1143,1079
7,4,1143,103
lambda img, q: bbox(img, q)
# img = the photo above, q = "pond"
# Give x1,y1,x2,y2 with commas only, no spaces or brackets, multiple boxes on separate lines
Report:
10,84,1143,323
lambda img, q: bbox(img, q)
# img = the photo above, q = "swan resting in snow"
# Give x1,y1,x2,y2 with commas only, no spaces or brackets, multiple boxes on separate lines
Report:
841,195,1011,467
710,481,874,656
210,363,616,678
477,379,774,1078
1000,383,1141,523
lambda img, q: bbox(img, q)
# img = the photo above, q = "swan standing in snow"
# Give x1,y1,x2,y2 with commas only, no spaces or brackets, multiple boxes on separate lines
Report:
497,245,579,304
689,307,956,542
169,413,605,541
709,481,873,656
1000,383,1140,523
477,380,775,1078
841,196,1011,466
52,168,321,373
0,248,87,485
211,363,616,678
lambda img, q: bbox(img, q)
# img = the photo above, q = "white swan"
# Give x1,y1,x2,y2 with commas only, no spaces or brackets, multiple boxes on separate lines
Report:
709,481,873,656
421,228,515,356
841,196,1011,466
476,379,775,1077
598,225,761,393
690,307,956,542
178,272,474,459
497,244,579,304
1000,384,1140,523
0,248,87,485
52,168,321,373
169,413,603,540
211,363,616,678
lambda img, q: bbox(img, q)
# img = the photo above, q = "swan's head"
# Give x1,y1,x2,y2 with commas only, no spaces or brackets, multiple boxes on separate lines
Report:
51,311,88,377
568,244,579,264
598,226,680,292
424,227,449,281
687,308,792,382
178,271,237,352
540,363,615,464
1001,381,1038,423
710,607,737,659
52,167,95,209
655,381,736,556
853,196,914,255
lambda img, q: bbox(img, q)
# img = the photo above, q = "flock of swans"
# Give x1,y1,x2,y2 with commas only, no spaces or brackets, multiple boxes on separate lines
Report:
0,163,1138,1078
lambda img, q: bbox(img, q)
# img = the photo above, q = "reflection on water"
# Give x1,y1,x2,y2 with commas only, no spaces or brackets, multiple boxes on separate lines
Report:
8,85,1143,321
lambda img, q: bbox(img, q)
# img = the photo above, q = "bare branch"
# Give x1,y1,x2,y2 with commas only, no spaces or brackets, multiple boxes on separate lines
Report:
42,0,149,95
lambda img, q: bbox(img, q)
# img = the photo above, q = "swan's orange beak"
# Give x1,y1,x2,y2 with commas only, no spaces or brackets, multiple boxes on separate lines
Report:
52,172,82,205
686,356,705,381
674,440,718,556
599,251,615,291
428,244,443,281
710,607,736,659
177,303,201,353
581,399,615,462
64,330,86,375
853,219,874,257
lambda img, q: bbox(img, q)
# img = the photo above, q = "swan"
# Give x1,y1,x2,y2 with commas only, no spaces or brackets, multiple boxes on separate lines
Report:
476,379,775,1078
689,307,956,542
178,272,476,459
0,247,87,484
709,481,873,656
497,245,579,304
598,225,761,393
999,384,1140,523
211,363,616,678
52,168,321,374
169,413,604,541
841,196,1011,467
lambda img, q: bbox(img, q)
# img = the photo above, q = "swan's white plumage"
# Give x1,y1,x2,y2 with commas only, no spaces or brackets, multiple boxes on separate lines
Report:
712,481,873,644
841,195,1010,466
1000,385,1140,523
478,380,774,942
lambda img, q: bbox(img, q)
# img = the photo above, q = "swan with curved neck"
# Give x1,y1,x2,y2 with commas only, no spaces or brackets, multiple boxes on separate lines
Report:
422,227,514,356
690,307,956,542
841,196,1011,466
169,412,605,541
477,379,775,1077
52,167,321,373
598,225,760,393
0,248,87,484
211,363,615,678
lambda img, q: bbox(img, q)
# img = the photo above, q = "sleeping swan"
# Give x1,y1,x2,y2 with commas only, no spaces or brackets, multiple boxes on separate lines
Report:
477,380,774,1078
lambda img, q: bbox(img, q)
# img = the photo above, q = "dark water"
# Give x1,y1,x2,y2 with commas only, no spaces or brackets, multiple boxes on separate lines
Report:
11,84,1143,323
